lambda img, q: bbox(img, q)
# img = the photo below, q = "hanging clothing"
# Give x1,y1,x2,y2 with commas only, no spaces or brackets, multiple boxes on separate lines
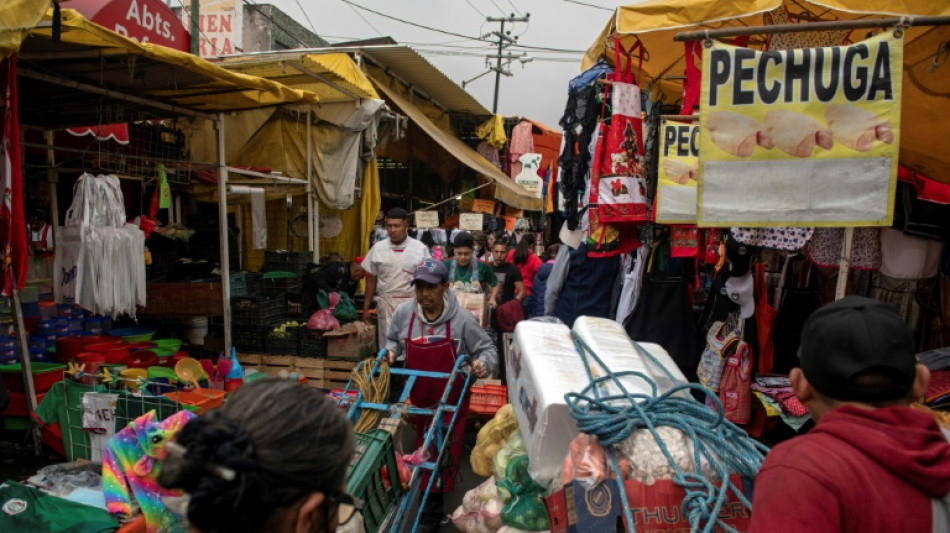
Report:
879,228,944,280
552,243,621,328
81,392,118,463
507,120,535,179
30,224,53,251
730,227,815,252
476,141,502,170
529,259,556,317
806,227,881,270
614,246,649,325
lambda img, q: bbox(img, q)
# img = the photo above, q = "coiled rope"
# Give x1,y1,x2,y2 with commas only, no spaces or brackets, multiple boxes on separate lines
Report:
350,358,391,433
564,332,769,533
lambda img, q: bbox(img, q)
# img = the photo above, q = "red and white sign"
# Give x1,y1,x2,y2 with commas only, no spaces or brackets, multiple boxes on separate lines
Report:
67,0,190,142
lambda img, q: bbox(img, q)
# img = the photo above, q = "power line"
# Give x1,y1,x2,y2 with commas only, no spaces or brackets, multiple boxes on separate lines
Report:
343,0,386,37
488,0,508,16
462,0,488,18
562,0,614,12
174,0,222,54
242,0,320,48
341,1,586,53
506,0,523,16
293,0,318,35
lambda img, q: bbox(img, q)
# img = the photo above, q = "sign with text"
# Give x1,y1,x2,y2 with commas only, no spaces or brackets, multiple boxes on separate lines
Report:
414,210,439,228
656,119,699,224
180,0,243,57
459,213,484,231
698,31,902,227
70,0,189,50
471,199,496,215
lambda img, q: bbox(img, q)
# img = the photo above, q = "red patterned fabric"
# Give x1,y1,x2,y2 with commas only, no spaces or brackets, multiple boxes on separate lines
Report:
0,56,28,296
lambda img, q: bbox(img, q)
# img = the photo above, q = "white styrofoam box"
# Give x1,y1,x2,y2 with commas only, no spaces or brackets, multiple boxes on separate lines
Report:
571,316,688,398
507,317,689,485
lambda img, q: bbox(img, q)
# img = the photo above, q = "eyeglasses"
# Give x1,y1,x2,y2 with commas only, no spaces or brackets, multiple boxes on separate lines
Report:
328,490,364,526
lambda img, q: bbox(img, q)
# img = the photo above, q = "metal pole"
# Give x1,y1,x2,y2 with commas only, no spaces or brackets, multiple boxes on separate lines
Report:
492,19,505,114
190,0,200,55
44,131,58,240
214,114,232,357
835,227,854,300
673,15,950,41
306,106,316,264
12,275,41,455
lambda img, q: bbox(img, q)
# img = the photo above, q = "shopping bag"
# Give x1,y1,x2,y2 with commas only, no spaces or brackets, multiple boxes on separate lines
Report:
590,36,648,224
697,321,738,393
53,224,85,304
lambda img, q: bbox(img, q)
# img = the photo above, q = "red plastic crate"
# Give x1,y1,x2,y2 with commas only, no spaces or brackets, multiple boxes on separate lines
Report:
1,390,46,417
469,384,507,416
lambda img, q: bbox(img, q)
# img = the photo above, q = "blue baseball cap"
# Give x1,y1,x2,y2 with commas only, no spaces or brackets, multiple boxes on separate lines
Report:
411,259,448,285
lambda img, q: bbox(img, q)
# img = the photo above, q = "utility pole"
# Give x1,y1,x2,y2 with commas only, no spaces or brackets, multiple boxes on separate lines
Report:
485,13,530,114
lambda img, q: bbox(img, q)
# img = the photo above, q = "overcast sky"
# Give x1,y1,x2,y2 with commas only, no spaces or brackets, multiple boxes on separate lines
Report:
267,0,619,128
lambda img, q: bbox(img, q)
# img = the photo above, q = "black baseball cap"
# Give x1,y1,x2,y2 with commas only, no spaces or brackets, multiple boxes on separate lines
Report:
453,231,475,249
798,296,917,402
385,207,409,220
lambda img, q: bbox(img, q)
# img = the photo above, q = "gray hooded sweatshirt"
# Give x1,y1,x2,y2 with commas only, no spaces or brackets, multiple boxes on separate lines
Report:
386,290,498,375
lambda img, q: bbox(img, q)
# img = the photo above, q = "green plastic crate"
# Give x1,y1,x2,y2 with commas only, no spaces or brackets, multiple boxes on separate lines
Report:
346,429,402,533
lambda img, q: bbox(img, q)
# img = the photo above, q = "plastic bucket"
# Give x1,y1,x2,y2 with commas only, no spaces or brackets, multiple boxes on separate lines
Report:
86,342,130,364
76,352,105,374
55,336,86,363
122,351,158,369
181,317,208,346
120,368,148,391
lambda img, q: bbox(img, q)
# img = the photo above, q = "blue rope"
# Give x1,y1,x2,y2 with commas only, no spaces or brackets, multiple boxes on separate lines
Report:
565,331,769,533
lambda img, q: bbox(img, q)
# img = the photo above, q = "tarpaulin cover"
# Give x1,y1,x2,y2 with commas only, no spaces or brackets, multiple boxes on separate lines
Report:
0,0,47,60
20,8,319,111
583,0,950,180
369,74,543,211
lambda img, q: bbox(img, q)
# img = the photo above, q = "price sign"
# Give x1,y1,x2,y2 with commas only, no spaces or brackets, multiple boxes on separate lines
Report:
471,199,496,214
414,210,439,228
459,213,484,231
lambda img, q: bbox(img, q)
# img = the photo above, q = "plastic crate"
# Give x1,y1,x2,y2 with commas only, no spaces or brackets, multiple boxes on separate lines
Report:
346,430,402,533
231,295,285,325
263,251,310,276
232,323,278,353
263,271,302,295
298,329,327,358
266,326,299,355
286,292,317,318
229,272,264,298
469,383,507,416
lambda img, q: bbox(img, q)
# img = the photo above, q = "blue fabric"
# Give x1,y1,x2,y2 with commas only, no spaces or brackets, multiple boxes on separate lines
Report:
568,59,612,93
530,262,554,317
553,244,621,328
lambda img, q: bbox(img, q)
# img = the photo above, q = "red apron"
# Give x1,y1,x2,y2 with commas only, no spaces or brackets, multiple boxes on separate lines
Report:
405,313,469,493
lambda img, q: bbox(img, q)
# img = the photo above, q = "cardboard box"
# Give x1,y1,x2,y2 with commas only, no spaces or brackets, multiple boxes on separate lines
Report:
324,323,377,361
546,477,750,533
456,292,488,327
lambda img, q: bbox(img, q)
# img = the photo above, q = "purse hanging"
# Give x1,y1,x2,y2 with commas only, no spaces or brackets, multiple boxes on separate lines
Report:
589,35,648,225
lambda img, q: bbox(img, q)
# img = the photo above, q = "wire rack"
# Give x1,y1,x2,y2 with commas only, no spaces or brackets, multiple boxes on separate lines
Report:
60,374,185,462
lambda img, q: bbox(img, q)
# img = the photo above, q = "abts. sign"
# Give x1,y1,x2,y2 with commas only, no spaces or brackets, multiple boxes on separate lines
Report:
69,0,189,51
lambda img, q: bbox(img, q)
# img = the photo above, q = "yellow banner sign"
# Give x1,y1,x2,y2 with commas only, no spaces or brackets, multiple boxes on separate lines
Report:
656,119,699,224
698,31,903,227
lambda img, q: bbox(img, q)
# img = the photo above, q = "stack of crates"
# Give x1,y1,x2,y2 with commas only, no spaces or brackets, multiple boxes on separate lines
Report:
262,251,310,277
231,294,285,353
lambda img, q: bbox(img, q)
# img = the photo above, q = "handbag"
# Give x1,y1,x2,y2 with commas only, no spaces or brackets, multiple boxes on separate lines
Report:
589,35,648,225
718,339,753,425
697,321,738,392
754,263,778,374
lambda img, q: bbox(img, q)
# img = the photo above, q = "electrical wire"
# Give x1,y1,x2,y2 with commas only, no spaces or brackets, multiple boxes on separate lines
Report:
488,0,508,16
174,0,222,54
463,0,488,18
506,0,523,16
351,358,391,433
341,0,386,37
241,0,321,48
293,0,318,35
562,0,614,12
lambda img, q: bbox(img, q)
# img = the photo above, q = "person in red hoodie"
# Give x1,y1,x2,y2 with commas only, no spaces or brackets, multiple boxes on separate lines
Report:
750,296,950,533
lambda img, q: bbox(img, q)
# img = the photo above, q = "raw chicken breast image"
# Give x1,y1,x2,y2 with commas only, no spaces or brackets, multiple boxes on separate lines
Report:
705,111,773,157
763,110,834,158
825,104,894,152
662,159,697,184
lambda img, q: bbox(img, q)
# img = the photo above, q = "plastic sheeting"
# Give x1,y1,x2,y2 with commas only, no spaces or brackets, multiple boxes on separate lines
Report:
0,0,47,60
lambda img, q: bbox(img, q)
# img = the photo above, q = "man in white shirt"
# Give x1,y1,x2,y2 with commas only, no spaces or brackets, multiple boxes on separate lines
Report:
29,212,53,253
361,207,431,350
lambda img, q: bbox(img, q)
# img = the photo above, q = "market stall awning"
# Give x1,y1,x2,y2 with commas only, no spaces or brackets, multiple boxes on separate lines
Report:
0,0,48,60
215,51,379,103
582,0,950,179
13,8,321,129
370,75,542,211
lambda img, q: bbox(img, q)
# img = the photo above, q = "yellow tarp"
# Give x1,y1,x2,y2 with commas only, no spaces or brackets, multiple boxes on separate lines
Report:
583,0,950,179
26,9,317,111
0,0,47,60
369,75,543,211
217,52,379,103
475,115,508,150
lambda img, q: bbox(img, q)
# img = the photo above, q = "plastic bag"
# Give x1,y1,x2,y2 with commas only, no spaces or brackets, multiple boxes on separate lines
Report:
472,404,518,477
498,456,550,531
332,292,359,324
316,290,330,310
307,309,340,331
492,430,526,483
498,528,550,533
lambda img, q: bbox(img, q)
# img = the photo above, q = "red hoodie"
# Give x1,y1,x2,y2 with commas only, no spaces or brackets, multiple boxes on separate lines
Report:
750,405,950,533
